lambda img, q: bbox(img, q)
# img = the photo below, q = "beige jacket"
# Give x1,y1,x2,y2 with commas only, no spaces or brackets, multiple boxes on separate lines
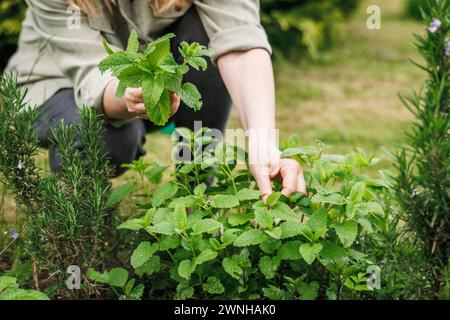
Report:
6,0,271,119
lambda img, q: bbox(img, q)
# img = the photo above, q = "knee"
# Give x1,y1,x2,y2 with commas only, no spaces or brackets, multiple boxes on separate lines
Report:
102,120,146,177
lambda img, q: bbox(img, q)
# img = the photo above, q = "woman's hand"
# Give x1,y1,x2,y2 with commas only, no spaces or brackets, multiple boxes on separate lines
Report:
124,88,180,119
103,78,180,120
248,136,307,202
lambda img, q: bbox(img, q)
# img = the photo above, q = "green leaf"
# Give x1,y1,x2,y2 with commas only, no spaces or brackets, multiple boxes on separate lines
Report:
106,182,135,208
0,288,49,300
220,229,240,246
178,259,196,280
102,37,114,55
149,89,171,126
152,182,178,207
307,207,328,233
87,269,110,284
265,226,282,240
236,188,261,201
280,221,304,239
277,240,302,260
192,219,222,235
259,256,281,279
135,256,161,276
117,218,144,231
126,29,139,54
320,242,348,261
142,76,164,109
0,276,17,292
350,182,366,202
233,229,266,247
195,248,217,265
298,281,319,300
299,243,323,265
333,220,358,248
108,268,129,288
228,213,254,226
194,183,207,196
210,194,240,209
222,257,243,279
173,205,188,230
148,221,176,235
266,192,281,207
158,235,181,251
180,82,202,111
130,241,158,269
255,209,273,229
175,282,194,300
98,51,133,75
202,277,225,294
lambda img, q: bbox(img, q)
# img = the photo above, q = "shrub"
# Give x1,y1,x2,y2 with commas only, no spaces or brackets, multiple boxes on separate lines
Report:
405,0,431,20
394,0,450,297
89,129,391,300
0,73,113,297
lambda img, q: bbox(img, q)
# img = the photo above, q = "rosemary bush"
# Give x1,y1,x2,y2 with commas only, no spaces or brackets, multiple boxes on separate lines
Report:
0,73,112,296
394,0,450,297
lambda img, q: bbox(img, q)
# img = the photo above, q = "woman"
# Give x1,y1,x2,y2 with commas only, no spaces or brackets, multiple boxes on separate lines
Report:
6,0,306,200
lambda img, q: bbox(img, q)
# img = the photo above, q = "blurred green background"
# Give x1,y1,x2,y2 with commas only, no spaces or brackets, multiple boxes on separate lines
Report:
0,0,425,221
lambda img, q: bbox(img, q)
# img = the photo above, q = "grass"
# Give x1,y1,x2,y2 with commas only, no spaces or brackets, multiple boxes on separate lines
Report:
0,0,424,224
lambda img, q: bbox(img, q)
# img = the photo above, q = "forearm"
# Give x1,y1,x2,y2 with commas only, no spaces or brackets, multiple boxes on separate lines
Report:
217,49,276,131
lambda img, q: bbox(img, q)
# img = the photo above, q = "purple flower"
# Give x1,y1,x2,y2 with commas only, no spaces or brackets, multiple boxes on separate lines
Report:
445,38,450,56
3,227,20,240
429,19,442,33
11,231,19,240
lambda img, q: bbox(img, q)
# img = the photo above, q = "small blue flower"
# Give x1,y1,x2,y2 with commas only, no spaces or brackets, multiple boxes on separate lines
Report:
429,19,442,33
11,231,19,240
411,189,420,198
17,160,25,170
3,227,20,240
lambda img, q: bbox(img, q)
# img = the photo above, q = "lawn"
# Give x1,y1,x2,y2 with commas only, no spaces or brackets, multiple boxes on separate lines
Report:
0,0,424,222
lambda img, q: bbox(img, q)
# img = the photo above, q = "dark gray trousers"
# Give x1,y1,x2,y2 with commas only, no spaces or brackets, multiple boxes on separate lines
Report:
33,8,231,176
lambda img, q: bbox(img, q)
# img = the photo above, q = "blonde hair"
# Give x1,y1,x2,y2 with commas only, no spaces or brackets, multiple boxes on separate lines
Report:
69,0,187,16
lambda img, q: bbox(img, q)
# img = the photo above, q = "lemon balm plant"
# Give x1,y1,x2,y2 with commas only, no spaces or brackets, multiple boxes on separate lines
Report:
89,129,389,300
99,30,212,126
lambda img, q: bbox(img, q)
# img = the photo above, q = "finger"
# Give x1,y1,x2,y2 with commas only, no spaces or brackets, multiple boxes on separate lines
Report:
280,160,300,197
132,88,143,100
252,165,273,202
133,103,147,115
170,93,180,116
297,172,307,194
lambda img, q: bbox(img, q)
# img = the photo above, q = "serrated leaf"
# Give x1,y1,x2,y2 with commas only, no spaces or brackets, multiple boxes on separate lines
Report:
126,29,139,54
152,182,178,207
117,218,144,231
142,75,164,109
236,188,261,201
210,195,239,209
220,229,240,246
106,182,135,208
148,221,176,235
194,183,207,196
131,241,158,269
180,82,202,111
320,242,348,261
195,248,217,265
266,192,281,207
280,220,303,239
333,220,358,247
233,229,266,247
277,240,302,260
148,89,171,126
307,207,328,233
298,281,319,300
350,182,366,202
102,37,114,55
192,219,222,235
135,256,160,276
228,213,254,226
108,268,129,288
259,256,280,279
158,235,181,251
255,209,273,229
98,51,133,75
173,205,188,230
299,243,322,265
222,257,243,279
202,277,224,294
265,226,282,239
178,259,196,280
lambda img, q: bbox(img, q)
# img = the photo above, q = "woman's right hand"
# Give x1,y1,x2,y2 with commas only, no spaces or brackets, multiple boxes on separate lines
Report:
103,78,180,120
124,88,180,119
